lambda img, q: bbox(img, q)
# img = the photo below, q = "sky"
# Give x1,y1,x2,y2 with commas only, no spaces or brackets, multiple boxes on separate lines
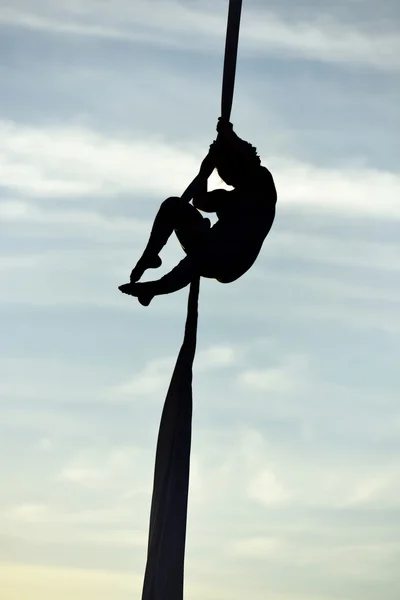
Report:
1,0,400,599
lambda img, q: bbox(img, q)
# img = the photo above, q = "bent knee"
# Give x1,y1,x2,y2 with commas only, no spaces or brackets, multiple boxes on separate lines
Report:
161,196,182,211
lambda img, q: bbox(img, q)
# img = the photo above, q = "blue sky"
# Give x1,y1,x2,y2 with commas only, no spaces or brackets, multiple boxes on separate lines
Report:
1,1,400,599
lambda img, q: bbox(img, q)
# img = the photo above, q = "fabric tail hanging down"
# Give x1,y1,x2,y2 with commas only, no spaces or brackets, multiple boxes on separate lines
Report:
140,2,243,600
141,278,199,600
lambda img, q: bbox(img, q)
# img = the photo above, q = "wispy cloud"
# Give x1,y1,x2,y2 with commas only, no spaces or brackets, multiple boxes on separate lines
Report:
115,344,239,399
1,0,399,70
1,120,399,219
114,357,174,398
0,120,199,199
238,353,309,395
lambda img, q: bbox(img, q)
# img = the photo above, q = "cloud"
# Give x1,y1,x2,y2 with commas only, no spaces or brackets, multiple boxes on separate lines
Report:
0,199,149,242
239,428,400,511
58,467,106,488
230,536,284,559
270,157,400,219
0,119,200,199
115,344,239,400
191,428,400,513
114,357,174,398
238,353,309,395
242,10,400,70
248,468,292,505
56,445,148,491
269,230,400,273
266,467,400,510
196,344,239,370
2,414,400,597
1,120,400,221
226,532,400,591
0,357,117,403
1,0,399,70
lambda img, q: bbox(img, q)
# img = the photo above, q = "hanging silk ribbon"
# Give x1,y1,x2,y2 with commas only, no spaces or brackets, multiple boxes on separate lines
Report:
141,3,243,599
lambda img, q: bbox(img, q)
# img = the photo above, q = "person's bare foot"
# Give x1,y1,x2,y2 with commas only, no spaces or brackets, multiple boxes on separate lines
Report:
130,255,162,283
138,294,153,306
118,283,154,307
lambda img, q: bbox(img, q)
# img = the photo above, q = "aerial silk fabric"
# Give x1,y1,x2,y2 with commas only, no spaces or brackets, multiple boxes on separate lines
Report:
141,2,243,599
141,278,199,600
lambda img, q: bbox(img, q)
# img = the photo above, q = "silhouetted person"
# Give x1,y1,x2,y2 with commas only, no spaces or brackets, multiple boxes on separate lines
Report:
119,119,277,306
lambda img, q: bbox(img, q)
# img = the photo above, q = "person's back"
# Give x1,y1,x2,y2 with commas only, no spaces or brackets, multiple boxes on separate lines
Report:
214,165,276,229
193,131,278,283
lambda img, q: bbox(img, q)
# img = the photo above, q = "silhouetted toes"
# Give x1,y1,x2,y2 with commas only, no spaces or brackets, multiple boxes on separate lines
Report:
118,283,134,294
119,283,154,306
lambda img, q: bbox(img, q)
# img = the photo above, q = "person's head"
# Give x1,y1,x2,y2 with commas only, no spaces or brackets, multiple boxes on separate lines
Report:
212,136,261,187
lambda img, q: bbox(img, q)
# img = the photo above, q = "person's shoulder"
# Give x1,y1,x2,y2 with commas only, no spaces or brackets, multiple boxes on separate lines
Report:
250,165,275,188
259,165,274,180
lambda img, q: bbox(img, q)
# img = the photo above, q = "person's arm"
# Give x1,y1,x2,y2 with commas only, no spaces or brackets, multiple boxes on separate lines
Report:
192,189,229,213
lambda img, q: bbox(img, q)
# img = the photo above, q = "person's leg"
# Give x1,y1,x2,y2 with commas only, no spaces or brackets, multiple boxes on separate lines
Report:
130,197,208,282
120,256,197,306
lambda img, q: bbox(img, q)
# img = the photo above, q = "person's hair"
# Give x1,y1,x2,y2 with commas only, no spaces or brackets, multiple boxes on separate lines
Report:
212,135,261,173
